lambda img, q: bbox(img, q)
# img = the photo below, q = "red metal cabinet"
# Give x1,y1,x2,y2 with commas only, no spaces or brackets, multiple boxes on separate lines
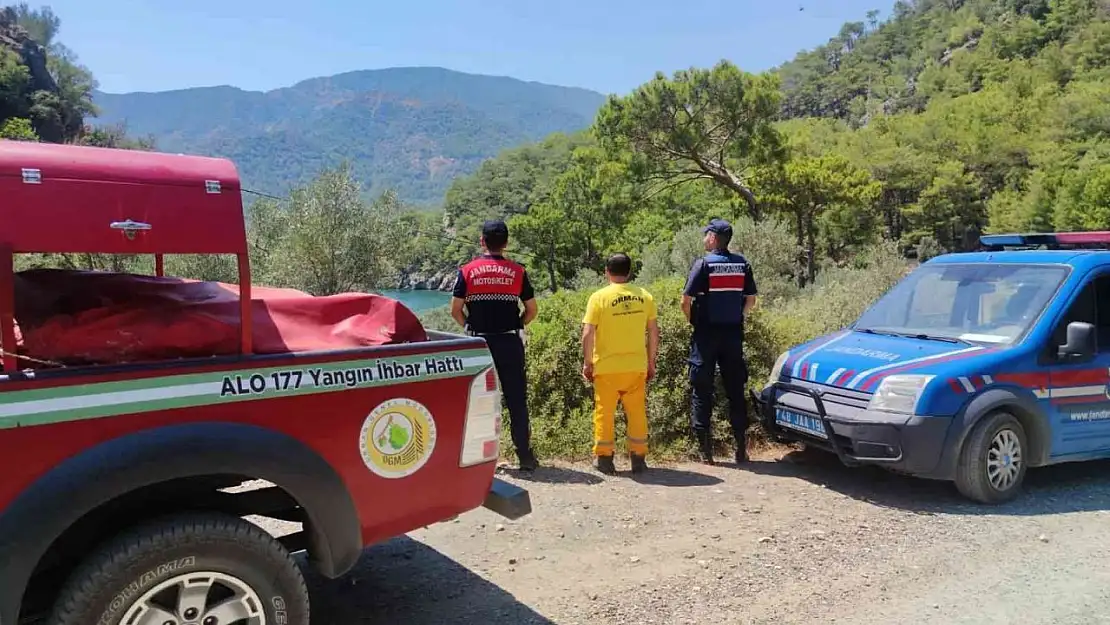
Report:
0,141,246,254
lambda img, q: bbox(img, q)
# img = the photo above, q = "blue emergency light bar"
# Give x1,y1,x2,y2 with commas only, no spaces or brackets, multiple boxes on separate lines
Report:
979,231,1110,250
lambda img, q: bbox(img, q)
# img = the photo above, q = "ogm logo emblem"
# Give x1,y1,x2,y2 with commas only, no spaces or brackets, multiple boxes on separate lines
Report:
359,397,437,479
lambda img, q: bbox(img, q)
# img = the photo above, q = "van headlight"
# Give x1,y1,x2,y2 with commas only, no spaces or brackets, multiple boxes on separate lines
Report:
767,350,790,387
867,374,934,415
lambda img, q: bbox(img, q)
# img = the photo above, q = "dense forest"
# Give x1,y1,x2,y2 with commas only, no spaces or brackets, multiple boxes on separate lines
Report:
3,0,1109,459
92,69,605,206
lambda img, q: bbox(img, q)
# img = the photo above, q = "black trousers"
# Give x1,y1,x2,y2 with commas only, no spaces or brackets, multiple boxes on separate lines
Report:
688,325,749,441
483,332,532,457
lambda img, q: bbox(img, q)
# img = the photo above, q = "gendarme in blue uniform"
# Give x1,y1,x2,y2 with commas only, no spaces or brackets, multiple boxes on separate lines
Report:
683,218,758,464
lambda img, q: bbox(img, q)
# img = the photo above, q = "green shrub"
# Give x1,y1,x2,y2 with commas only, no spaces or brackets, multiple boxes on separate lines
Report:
638,216,801,302
915,235,946,262
418,304,456,333
569,269,606,291
747,241,907,391
637,238,673,284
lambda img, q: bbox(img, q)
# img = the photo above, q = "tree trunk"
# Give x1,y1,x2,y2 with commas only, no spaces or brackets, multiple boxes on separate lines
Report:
547,241,558,293
882,195,896,240
794,210,807,288
695,157,760,220
805,212,817,287
730,182,760,221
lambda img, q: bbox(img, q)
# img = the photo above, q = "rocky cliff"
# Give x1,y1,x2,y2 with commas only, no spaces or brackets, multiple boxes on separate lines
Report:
0,8,57,95
396,267,457,291
0,7,89,144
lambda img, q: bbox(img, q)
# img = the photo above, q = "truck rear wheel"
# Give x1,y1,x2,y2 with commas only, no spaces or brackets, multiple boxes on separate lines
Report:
955,411,1028,504
47,512,309,625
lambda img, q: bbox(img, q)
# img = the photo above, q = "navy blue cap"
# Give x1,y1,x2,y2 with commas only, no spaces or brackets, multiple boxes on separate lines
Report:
703,219,732,237
482,219,509,239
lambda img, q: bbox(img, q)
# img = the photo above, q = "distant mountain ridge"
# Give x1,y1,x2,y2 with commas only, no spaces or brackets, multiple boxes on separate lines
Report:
92,67,606,205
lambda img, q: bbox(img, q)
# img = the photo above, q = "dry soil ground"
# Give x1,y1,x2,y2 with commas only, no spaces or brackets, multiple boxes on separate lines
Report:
265,448,1110,624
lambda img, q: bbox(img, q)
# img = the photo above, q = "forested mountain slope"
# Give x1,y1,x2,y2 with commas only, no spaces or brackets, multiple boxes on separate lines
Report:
776,0,1108,124
772,0,1110,242
92,68,606,205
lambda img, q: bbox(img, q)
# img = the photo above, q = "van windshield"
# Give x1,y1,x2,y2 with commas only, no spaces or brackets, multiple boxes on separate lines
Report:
853,263,1069,345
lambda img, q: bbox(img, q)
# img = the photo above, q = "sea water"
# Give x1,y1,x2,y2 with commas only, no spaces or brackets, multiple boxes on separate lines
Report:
376,289,451,312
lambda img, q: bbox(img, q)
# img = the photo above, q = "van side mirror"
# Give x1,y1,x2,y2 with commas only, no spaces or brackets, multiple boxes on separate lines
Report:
1058,321,1096,361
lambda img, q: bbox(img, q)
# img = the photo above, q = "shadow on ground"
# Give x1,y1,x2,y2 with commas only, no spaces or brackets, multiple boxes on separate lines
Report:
304,536,552,625
745,448,1110,515
499,462,723,487
498,464,604,485
630,466,723,487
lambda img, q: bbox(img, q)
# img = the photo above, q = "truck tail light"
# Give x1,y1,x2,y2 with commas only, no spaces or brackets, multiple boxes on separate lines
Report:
460,366,501,467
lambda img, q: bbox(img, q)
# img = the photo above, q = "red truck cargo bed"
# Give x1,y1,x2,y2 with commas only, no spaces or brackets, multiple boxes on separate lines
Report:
13,268,427,366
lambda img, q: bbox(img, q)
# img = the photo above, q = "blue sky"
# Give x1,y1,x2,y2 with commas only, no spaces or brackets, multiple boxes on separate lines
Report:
40,0,892,95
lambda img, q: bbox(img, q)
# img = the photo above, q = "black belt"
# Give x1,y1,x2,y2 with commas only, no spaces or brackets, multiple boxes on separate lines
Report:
467,329,521,337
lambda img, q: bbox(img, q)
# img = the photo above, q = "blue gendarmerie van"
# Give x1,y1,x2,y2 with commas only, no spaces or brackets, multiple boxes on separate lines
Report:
753,231,1110,503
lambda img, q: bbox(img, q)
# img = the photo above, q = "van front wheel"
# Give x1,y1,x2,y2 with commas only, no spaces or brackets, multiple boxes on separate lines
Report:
955,411,1027,504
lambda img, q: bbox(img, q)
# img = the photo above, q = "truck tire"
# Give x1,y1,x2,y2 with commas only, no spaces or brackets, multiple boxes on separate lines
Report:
955,411,1028,504
47,512,309,625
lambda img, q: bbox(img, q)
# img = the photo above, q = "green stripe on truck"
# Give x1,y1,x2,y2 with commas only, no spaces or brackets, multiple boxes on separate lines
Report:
0,349,493,428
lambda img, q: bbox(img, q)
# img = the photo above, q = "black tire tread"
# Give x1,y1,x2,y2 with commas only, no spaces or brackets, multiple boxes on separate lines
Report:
47,511,309,625
955,411,1027,504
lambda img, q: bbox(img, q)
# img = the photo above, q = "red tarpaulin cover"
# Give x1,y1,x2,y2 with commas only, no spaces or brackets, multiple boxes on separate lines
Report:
12,269,428,366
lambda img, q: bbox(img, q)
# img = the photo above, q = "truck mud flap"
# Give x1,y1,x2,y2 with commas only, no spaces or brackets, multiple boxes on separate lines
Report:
483,477,531,520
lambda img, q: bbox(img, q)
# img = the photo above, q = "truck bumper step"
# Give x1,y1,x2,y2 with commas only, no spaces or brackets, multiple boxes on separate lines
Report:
483,477,531,520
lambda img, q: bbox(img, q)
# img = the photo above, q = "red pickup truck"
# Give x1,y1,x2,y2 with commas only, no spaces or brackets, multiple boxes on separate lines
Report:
0,140,530,625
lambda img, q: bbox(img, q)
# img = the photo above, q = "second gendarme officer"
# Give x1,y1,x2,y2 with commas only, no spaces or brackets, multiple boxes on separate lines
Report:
680,218,758,465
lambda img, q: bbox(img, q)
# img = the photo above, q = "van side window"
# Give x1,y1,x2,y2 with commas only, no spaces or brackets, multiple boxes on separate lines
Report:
1049,275,1110,354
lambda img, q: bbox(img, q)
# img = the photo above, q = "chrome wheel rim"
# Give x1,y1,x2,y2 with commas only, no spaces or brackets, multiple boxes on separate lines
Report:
119,571,265,625
987,428,1022,491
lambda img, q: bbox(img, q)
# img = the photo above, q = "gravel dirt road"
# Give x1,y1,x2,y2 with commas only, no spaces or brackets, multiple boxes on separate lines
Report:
274,448,1110,624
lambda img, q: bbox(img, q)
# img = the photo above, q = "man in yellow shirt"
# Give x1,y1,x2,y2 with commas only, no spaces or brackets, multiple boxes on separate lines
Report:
581,253,660,475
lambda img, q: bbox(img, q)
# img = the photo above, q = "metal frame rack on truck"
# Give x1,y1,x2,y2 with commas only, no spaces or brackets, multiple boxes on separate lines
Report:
0,140,530,625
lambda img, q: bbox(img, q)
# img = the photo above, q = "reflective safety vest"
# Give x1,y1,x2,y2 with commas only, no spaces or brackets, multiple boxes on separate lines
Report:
693,251,751,326
456,254,531,335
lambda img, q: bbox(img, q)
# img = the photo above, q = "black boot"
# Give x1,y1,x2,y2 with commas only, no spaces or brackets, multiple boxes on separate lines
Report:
696,431,715,465
596,455,616,475
517,449,538,472
630,453,648,474
735,436,749,465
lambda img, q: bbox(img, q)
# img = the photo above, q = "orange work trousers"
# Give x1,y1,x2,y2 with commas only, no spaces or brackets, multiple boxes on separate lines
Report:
592,371,649,457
